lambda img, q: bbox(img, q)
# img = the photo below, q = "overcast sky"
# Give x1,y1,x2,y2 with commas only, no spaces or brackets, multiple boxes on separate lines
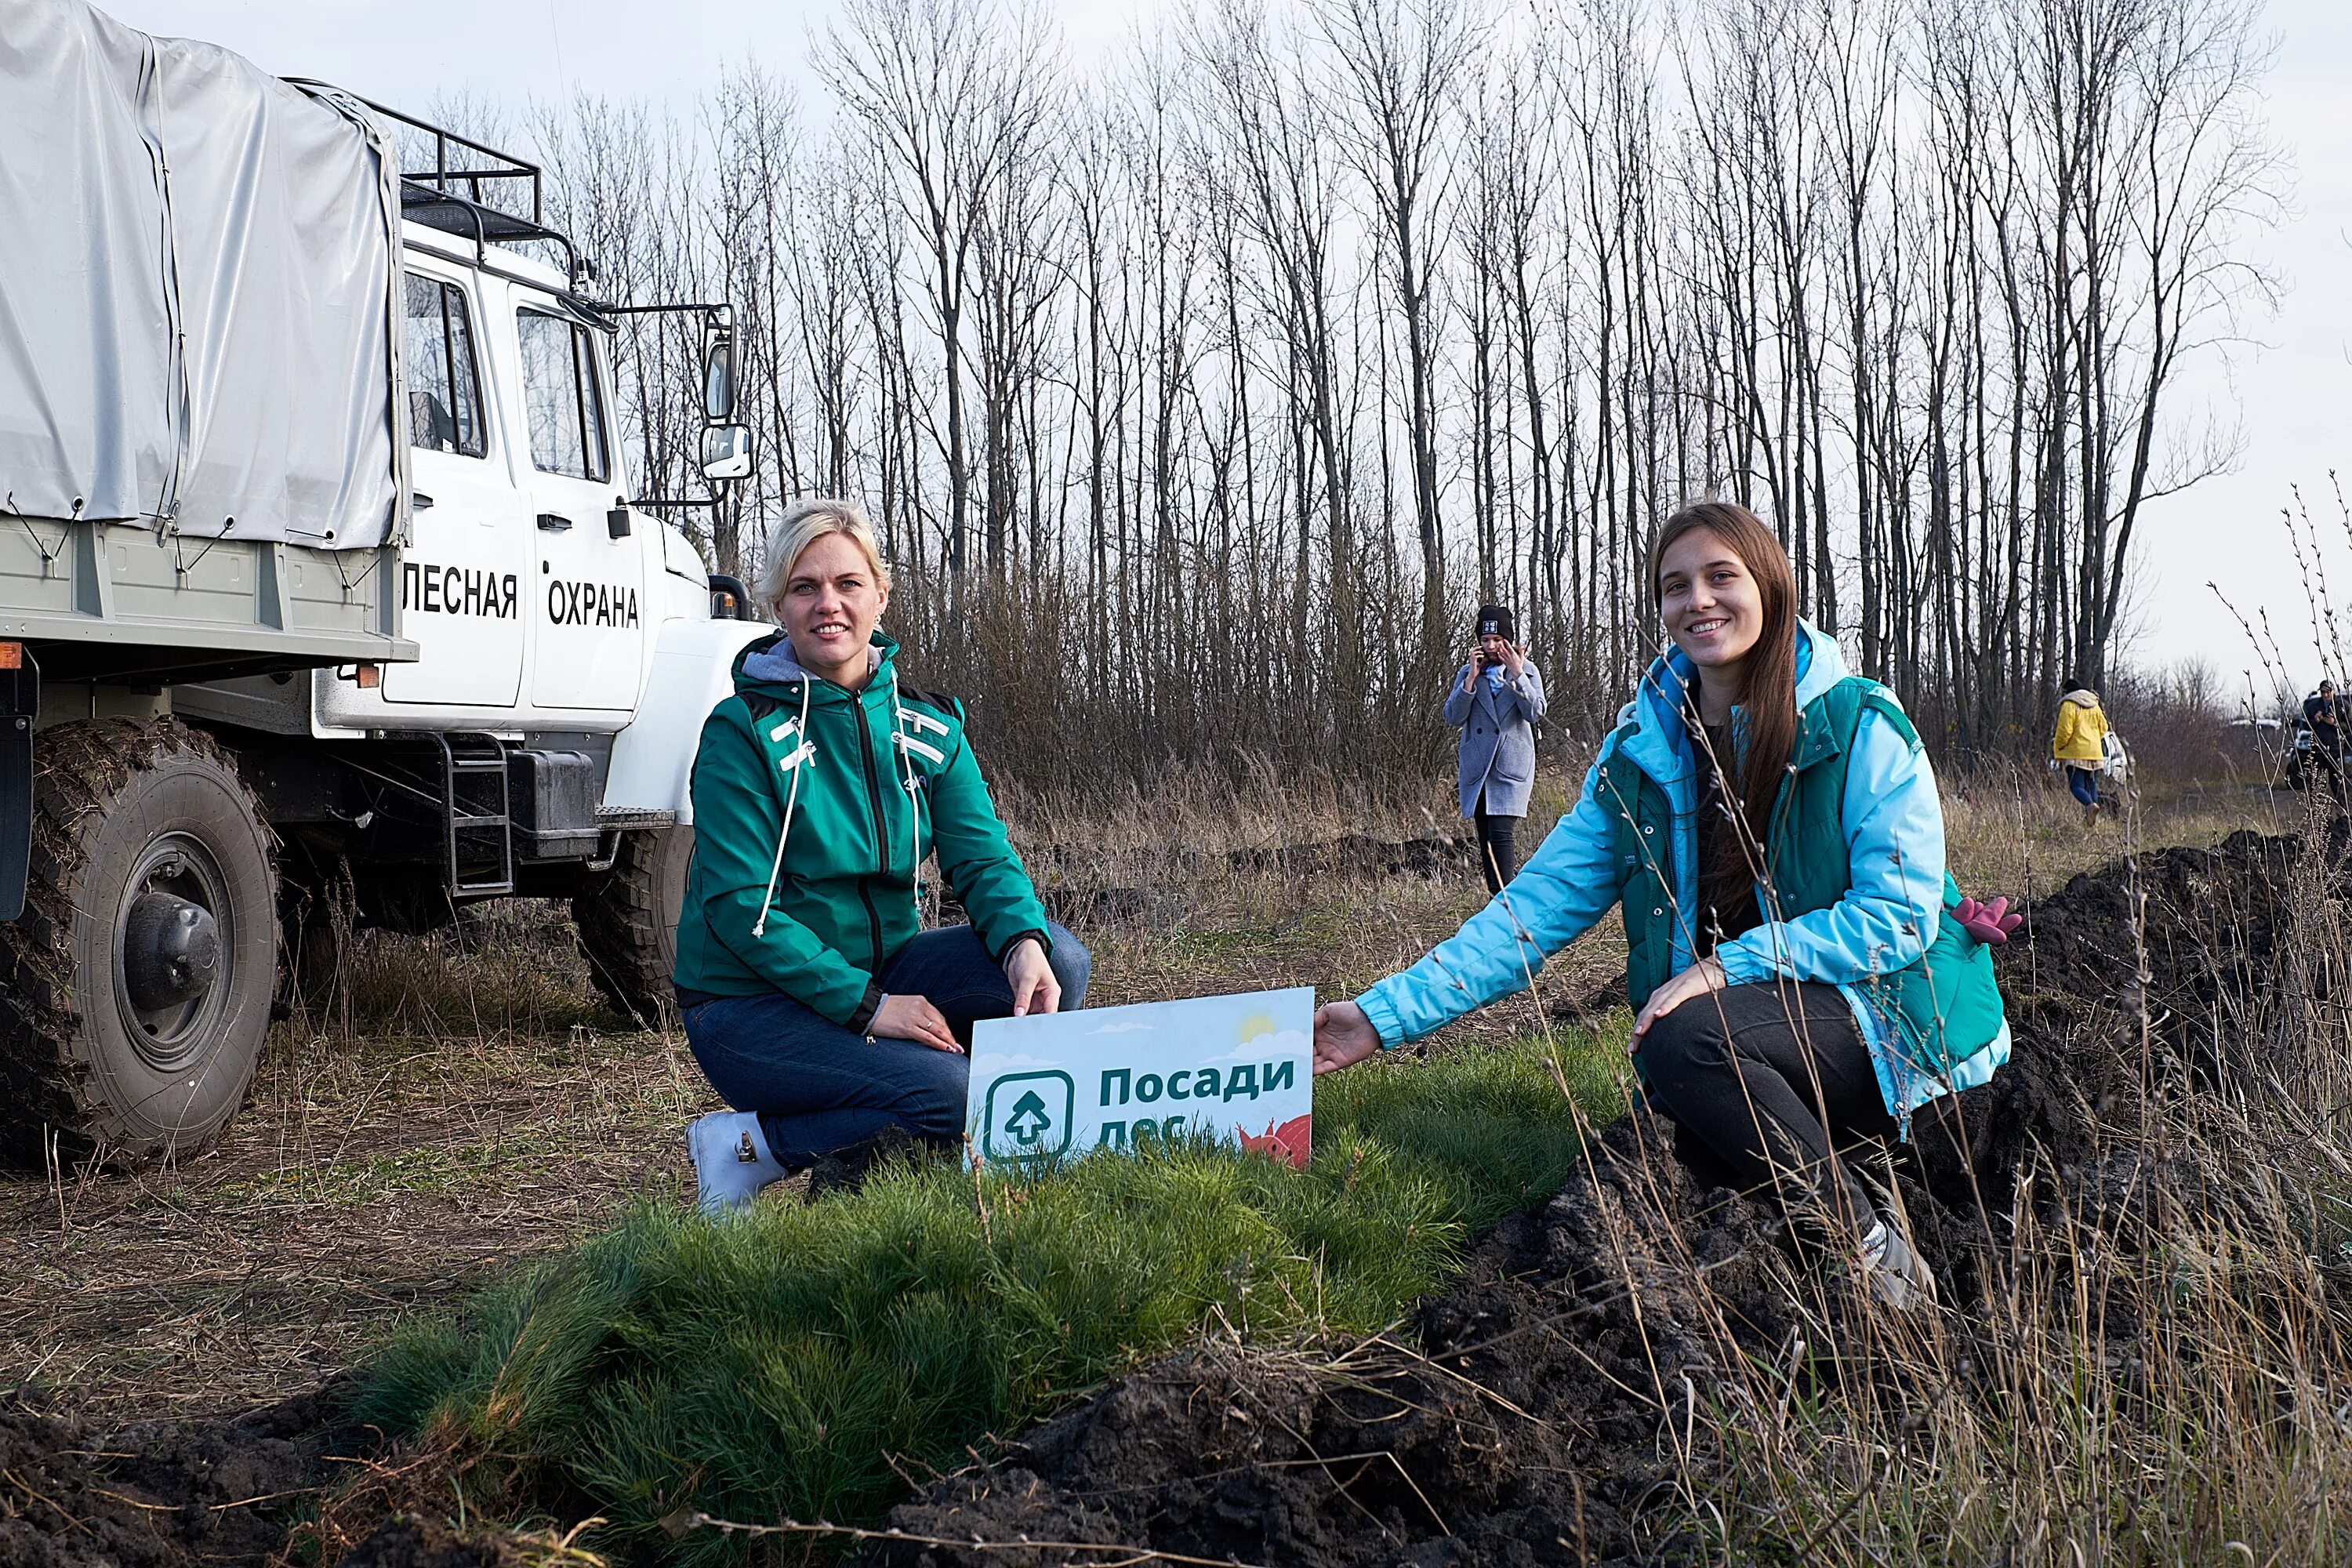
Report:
97,0,2352,696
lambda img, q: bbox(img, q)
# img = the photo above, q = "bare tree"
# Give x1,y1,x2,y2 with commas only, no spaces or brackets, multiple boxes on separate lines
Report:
1320,0,1478,660
817,0,1059,589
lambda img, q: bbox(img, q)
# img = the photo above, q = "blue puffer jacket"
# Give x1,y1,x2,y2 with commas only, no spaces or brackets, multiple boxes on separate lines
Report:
1357,619,2011,1125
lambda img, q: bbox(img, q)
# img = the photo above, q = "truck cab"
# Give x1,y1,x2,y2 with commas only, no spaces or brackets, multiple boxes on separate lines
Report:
365,222,694,722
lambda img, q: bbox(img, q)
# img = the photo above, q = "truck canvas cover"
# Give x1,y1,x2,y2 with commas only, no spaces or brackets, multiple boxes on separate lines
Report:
0,0,402,550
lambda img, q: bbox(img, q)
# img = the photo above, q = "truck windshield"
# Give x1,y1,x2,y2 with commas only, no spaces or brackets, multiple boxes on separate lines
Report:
403,275,486,457
517,309,611,482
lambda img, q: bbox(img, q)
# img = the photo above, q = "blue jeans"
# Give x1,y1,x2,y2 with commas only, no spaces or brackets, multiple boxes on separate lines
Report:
2067,764,2100,808
683,922,1091,1167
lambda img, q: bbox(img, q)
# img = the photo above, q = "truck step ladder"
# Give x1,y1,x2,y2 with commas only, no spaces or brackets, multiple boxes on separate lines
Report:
433,733,514,897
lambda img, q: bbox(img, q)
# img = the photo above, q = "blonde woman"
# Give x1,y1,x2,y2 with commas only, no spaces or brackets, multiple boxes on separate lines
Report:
672,499,1088,1212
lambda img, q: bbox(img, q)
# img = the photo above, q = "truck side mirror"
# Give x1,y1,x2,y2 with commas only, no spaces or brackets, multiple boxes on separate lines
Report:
700,424,753,482
701,310,737,423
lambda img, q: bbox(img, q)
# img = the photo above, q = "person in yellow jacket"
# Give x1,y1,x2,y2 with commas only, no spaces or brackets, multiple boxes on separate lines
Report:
2053,678,2111,826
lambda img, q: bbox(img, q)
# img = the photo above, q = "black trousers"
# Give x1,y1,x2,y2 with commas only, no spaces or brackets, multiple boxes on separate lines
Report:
1474,793,1520,894
2315,742,2347,803
1635,980,1896,1229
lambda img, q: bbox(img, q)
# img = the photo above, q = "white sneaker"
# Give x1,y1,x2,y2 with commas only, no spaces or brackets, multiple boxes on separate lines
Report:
688,1112,786,1216
1860,1219,1938,1310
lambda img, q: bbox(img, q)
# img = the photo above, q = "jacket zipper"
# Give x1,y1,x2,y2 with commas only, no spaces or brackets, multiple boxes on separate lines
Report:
852,691,889,973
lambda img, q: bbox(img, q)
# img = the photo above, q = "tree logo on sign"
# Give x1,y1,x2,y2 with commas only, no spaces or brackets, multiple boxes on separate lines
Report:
982,1070,1074,1163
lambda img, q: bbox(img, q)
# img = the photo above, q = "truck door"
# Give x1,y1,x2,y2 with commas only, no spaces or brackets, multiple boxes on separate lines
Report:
514,305,644,712
383,269,528,707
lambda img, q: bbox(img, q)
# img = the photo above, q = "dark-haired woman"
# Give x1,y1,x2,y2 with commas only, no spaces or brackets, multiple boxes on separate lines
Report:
1312,501,2009,1308
1446,604,1547,892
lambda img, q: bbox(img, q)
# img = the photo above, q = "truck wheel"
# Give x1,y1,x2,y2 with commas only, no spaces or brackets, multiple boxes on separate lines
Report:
574,827,691,1029
0,718,278,1161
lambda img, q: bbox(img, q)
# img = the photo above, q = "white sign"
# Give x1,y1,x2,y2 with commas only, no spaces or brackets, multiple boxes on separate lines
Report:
967,986,1315,1169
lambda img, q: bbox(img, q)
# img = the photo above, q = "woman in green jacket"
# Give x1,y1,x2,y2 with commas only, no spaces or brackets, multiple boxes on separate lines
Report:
1314,502,2013,1306
673,499,1088,1213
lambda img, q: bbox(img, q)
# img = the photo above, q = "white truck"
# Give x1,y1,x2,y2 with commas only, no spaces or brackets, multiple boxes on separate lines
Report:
0,0,768,1160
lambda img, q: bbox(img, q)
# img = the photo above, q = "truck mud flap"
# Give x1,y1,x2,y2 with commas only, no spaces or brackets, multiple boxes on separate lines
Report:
0,644,34,922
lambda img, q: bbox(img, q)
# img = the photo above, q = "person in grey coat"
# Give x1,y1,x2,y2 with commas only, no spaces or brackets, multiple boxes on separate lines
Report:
1445,604,1548,892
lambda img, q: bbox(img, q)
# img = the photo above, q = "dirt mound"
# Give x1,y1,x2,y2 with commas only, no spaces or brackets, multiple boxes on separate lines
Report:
1225,832,1477,881
874,832,2308,1568
0,1385,537,1568
1906,829,2299,1230
334,1516,525,1568
0,1385,341,1568
877,1110,1784,1568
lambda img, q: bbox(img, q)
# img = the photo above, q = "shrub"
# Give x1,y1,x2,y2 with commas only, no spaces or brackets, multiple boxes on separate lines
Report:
351,1028,1620,1563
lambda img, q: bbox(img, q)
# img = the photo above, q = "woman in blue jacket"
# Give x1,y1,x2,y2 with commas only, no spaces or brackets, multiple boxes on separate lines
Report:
1315,501,2009,1308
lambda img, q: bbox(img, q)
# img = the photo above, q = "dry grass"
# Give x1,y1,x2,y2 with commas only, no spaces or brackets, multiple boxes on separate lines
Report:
1942,763,2282,898
1006,754,1614,1043
0,760,2281,1431
0,913,705,1419
0,779,1543,1424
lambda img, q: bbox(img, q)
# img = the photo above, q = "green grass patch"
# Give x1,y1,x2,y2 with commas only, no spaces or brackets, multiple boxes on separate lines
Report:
211,1136,566,1207
351,1027,1623,1563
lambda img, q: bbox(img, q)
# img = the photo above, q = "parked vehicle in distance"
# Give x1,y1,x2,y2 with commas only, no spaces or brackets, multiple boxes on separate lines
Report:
2286,720,2317,791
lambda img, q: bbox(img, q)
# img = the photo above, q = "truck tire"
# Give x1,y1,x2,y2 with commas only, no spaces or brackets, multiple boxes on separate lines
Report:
574,826,691,1029
0,718,278,1161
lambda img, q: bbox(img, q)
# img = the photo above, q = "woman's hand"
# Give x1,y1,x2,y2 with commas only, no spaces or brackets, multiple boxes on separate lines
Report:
873,993,962,1053
1500,642,1527,679
1004,937,1061,1016
1627,956,1726,1055
1313,1000,1383,1075
1952,895,2020,944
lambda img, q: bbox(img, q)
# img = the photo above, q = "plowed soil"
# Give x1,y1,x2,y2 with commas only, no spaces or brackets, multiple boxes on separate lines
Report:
873,830,2308,1568
0,1385,343,1568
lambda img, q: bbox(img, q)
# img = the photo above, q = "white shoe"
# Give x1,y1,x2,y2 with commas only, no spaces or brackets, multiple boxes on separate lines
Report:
689,1111,786,1216
1860,1219,1938,1310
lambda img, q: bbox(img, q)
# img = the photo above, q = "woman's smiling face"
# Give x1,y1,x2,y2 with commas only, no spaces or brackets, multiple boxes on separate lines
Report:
779,531,888,684
1657,528,1763,674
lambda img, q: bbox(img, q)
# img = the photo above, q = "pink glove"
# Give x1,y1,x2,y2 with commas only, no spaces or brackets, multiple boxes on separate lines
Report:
1953,895,2021,945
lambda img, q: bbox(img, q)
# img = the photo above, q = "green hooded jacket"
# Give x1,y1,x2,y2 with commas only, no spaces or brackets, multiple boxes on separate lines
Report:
670,630,1052,1029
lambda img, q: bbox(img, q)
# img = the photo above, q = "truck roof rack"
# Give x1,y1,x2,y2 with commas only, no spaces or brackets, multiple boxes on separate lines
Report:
397,182,583,284
301,86,586,285
342,93,544,220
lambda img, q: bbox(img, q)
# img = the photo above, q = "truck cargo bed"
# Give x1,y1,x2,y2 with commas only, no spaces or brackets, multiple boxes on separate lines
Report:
0,518,410,682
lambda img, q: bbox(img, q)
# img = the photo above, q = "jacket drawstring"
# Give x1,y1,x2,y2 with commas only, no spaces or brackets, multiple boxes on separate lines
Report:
750,680,815,938
890,669,927,927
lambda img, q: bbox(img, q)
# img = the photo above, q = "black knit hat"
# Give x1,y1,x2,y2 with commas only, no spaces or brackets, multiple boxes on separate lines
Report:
1474,604,1515,641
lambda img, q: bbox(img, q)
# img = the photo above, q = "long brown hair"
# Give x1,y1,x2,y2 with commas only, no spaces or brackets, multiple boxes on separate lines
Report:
1647,501,1800,931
